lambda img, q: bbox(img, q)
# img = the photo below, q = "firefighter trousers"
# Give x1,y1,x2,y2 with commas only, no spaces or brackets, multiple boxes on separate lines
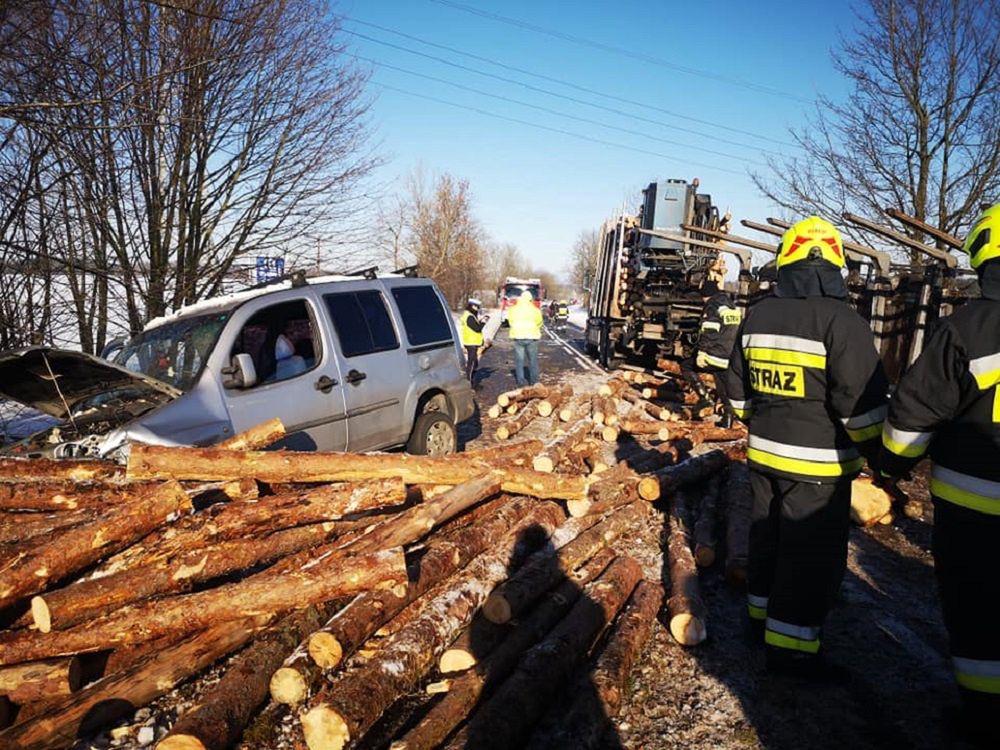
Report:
747,471,852,655
932,498,1000,732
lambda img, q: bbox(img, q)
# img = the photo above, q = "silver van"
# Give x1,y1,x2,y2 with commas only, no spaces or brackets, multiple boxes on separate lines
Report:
0,274,475,459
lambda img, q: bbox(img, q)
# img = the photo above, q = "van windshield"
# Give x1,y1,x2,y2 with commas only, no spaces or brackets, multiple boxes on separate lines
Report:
503,283,540,300
114,312,230,392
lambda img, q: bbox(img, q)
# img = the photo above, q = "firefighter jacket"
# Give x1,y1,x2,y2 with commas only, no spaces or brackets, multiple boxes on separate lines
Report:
507,299,543,340
723,291,889,483
697,292,742,370
460,310,484,347
881,263,1000,513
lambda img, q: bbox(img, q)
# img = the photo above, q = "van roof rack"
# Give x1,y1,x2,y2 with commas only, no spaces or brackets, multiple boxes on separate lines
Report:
345,265,379,280
246,268,308,291
392,264,420,278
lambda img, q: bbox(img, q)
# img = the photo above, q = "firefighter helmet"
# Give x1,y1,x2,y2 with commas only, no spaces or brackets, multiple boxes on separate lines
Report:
776,216,845,269
961,203,1000,269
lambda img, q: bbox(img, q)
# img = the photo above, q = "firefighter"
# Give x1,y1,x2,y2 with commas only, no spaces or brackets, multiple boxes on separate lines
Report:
682,279,742,427
507,290,543,386
459,298,488,385
723,216,889,681
879,204,1000,745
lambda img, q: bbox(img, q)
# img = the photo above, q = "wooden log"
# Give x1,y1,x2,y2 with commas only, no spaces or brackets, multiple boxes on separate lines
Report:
618,418,670,442
0,508,97,545
597,378,628,397
566,462,659,516
0,546,406,665
299,504,565,750
618,371,666,387
126,444,588,501
648,449,730,498
495,401,541,441
532,421,595,473
216,417,285,450
537,385,573,417
666,494,707,646
0,458,121,483
655,358,683,376
0,482,134,512
0,617,269,750
397,548,618,750
158,604,333,750
30,517,369,633
450,556,643,750
267,496,544,706
496,384,548,408
0,480,191,612
850,476,893,526
693,473,724,567
599,395,619,426
599,424,620,443
461,439,544,467
724,462,752,587
0,657,80,703
619,387,671,420
590,394,606,425
482,501,648,624
556,580,664,749
437,545,616,678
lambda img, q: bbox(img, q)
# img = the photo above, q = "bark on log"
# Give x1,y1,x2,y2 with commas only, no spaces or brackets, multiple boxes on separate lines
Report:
0,547,406,665
31,518,368,632
618,418,671,441
693,473,724,567
724,462,752,587
0,482,134,512
590,394,606,425
0,480,191,612
537,385,573,417
655,358,683,376
450,556,643,750
0,509,96,545
598,378,628,397
216,417,286,450
461,440,544,467
496,384,548,408
532,421,595,473
619,388,671,420
299,504,565,750
599,396,619,426
0,458,121,483
556,580,664,749
0,657,80,703
618,371,665,387
158,604,333,750
567,463,659,517
666,494,707,646
126,445,588,501
482,501,648,624
0,618,269,750
495,401,541,441
267,497,545,706
649,449,730,499
398,547,618,750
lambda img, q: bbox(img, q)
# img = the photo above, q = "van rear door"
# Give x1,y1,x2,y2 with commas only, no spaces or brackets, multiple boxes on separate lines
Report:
321,288,408,451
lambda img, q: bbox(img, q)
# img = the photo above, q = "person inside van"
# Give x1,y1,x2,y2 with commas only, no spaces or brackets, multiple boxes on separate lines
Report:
273,328,307,381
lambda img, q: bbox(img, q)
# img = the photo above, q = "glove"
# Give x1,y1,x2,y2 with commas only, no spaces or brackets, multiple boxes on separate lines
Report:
695,352,708,369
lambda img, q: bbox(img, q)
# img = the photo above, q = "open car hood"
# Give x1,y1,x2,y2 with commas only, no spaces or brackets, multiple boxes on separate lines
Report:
0,347,181,419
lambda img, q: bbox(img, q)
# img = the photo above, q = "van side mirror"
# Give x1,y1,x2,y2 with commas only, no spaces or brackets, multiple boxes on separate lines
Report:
222,353,257,389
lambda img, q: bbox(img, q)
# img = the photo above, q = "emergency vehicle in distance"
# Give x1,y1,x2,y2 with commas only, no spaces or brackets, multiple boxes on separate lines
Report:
498,276,544,326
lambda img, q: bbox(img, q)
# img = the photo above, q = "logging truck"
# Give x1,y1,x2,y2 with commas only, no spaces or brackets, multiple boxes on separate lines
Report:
585,179,723,368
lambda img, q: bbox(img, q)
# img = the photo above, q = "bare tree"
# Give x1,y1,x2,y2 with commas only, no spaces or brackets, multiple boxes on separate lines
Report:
568,228,601,294
754,0,1000,258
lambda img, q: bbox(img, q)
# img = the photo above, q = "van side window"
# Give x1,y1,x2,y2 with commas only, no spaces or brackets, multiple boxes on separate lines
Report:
391,286,452,347
324,291,399,358
230,299,319,384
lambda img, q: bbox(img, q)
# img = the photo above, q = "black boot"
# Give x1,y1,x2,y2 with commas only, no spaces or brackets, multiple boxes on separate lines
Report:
765,647,851,685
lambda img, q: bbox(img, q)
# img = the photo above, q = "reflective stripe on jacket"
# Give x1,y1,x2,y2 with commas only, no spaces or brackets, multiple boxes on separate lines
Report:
881,274,1000,510
723,295,888,483
697,292,741,370
460,310,484,347
507,300,543,340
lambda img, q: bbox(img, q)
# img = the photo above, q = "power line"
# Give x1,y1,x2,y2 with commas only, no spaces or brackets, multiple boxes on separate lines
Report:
353,53,769,169
344,29,788,158
429,0,813,104
370,81,751,177
346,17,799,149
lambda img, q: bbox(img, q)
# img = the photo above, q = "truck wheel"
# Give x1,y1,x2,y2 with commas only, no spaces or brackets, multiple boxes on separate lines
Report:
407,412,457,456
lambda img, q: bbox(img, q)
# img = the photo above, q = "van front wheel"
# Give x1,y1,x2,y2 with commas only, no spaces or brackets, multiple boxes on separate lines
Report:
407,412,457,456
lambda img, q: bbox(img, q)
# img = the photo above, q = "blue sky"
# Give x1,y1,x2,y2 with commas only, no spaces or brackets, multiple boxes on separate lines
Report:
340,0,860,278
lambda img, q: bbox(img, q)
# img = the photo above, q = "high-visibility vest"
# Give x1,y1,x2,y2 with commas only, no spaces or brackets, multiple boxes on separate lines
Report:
460,310,484,347
507,301,543,340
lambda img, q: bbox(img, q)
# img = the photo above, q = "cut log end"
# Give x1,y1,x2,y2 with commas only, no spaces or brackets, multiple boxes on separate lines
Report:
538,402,554,417
601,426,619,443
302,705,351,750
532,456,555,473
482,593,512,625
157,737,208,750
31,596,51,633
669,613,707,646
487,405,502,419
558,408,574,422
636,477,661,502
269,666,308,705
307,631,344,670
439,648,476,674
565,498,591,518
495,427,511,441
694,545,716,568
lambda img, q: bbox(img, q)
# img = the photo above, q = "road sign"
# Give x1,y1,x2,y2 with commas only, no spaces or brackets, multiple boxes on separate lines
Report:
255,256,285,284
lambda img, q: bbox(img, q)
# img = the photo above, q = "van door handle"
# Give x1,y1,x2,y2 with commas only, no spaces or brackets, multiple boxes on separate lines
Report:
345,369,367,385
314,375,338,393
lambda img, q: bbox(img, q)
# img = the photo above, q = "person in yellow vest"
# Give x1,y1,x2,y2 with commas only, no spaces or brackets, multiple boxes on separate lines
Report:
507,290,543,386
459,298,488,385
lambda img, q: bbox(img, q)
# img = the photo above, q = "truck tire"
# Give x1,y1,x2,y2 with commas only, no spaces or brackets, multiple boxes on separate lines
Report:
406,412,457,456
